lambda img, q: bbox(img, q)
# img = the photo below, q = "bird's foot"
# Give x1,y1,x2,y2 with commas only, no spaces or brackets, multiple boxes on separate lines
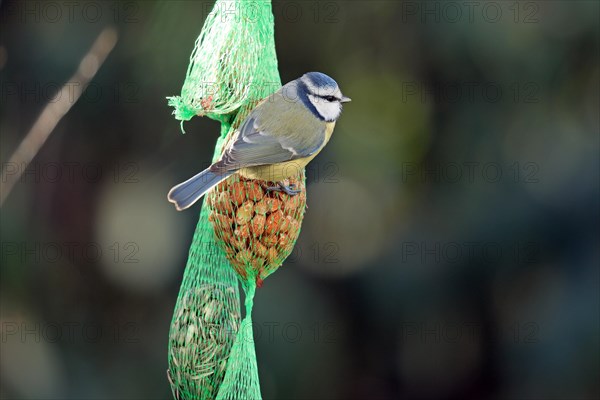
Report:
266,182,301,196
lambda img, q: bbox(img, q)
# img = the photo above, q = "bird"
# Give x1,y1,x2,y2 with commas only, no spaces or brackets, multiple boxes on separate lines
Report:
168,72,351,211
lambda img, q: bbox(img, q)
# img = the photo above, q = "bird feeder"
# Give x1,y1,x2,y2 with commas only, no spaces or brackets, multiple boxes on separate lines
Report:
166,1,304,399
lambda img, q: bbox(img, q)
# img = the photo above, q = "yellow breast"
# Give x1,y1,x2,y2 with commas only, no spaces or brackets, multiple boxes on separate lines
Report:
239,122,336,182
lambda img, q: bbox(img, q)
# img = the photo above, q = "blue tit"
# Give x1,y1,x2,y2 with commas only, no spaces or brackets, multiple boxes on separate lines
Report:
168,72,351,211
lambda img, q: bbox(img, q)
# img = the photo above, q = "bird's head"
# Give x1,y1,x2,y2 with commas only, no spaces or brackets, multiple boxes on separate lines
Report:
297,72,351,122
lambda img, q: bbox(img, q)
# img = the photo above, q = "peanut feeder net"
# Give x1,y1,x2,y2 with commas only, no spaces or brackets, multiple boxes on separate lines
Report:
166,1,306,399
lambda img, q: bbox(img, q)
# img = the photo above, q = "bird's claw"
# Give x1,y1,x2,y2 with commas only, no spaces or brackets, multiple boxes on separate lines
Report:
266,182,301,196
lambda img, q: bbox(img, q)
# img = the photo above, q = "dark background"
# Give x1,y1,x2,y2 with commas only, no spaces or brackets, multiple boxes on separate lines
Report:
1,1,599,399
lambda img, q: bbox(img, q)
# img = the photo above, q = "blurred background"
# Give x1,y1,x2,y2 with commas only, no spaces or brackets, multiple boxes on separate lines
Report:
1,1,599,399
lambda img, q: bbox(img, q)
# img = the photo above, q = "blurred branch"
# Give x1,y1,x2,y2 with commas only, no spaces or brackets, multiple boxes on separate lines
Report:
0,27,118,207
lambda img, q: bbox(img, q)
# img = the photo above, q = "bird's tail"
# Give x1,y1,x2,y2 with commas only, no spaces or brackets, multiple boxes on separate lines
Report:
168,167,234,211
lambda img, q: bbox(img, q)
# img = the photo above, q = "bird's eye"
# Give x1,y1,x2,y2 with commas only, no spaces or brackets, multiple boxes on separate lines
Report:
324,96,337,102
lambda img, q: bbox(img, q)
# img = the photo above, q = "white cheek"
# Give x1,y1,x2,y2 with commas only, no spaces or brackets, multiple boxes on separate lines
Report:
320,103,341,121
309,95,341,121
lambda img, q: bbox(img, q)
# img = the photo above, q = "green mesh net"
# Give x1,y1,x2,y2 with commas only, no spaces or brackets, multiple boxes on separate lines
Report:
166,1,304,399
167,0,280,131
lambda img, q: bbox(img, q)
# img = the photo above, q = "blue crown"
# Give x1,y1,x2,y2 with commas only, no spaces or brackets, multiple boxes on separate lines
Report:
304,72,338,88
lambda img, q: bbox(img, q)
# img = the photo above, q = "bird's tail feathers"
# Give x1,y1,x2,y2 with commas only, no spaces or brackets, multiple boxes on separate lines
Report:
168,167,234,211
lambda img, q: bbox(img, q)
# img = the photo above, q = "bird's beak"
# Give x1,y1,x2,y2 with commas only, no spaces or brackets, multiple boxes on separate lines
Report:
341,96,352,103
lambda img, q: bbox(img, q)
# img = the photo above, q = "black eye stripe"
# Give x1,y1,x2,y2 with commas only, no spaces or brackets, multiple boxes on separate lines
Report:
317,95,339,102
